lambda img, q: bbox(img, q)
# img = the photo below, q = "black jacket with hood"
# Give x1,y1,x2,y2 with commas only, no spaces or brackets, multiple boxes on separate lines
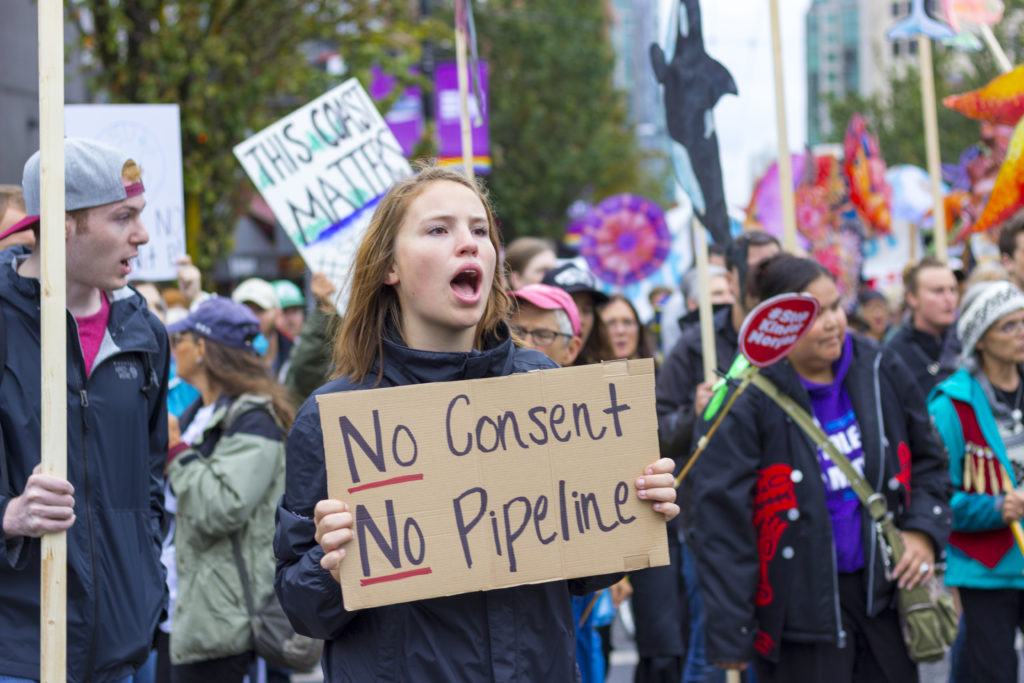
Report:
274,326,620,681
0,246,170,682
689,333,951,664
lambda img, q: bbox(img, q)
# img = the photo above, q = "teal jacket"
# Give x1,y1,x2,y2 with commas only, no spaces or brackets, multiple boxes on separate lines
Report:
929,366,1024,588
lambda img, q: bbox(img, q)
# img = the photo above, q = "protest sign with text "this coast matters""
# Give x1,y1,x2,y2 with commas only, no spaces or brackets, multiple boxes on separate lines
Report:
233,78,412,312
316,359,669,610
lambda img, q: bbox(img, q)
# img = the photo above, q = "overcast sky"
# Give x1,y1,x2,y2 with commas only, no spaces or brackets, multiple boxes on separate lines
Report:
696,0,814,211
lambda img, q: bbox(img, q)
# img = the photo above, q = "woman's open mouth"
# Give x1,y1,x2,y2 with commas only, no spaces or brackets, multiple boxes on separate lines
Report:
450,266,482,303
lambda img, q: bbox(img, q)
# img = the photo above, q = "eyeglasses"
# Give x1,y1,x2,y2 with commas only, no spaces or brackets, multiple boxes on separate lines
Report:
997,318,1024,335
510,324,572,347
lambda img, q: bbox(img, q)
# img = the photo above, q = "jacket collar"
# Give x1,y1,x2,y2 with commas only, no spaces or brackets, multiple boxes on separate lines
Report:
373,322,518,386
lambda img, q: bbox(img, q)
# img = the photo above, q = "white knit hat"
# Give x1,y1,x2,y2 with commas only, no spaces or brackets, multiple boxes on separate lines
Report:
957,280,1024,361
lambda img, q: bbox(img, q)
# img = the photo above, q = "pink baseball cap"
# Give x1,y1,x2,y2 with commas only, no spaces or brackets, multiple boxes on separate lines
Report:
510,283,581,336
0,214,38,242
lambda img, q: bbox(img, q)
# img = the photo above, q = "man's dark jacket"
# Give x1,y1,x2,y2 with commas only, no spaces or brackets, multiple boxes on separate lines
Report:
885,324,961,397
0,247,170,682
655,305,737,464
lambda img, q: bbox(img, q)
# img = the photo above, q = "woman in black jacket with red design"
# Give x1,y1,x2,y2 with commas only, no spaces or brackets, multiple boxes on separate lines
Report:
688,254,952,682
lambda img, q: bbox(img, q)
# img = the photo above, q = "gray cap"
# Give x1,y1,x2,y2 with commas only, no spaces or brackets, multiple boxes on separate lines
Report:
22,138,141,216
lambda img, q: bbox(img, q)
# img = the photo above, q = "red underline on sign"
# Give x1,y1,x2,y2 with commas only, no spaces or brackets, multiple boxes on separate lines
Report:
360,567,433,586
347,474,424,494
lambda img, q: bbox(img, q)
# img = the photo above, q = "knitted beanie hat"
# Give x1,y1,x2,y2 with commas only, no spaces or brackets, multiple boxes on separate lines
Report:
957,280,1024,361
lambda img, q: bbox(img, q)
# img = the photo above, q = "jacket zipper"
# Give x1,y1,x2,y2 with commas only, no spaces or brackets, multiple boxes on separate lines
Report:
867,353,885,615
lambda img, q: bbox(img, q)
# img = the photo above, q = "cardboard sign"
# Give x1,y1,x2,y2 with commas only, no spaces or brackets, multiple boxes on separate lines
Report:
65,104,186,282
739,294,819,367
233,78,413,312
316,359,669,610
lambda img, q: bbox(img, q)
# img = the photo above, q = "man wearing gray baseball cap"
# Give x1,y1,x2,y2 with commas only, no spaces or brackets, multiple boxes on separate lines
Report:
0,138,170,682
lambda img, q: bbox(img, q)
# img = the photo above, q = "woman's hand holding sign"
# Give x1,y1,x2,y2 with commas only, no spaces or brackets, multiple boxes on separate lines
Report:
315,499,353,584
635,458,679,522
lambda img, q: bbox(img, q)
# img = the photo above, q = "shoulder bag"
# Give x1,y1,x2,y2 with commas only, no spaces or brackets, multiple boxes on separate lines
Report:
230,534,323,671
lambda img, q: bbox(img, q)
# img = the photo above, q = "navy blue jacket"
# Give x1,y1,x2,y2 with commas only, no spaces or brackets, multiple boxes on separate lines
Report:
689,333,952,664
274,327,620,681
0,247,170,682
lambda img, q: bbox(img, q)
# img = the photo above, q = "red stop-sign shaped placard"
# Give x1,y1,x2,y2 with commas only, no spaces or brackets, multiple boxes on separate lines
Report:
738,294,820,367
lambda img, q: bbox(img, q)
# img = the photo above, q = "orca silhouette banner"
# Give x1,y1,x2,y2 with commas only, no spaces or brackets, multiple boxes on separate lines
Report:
651,0,736,245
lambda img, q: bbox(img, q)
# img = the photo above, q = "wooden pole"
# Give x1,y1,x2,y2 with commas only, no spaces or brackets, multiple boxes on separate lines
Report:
454,19,474,181
768,0,797,252
693,217,716,383
727,671,742,683
979,24,1013,74
919,35,947,263
38,1,67,681
998,468,1024,572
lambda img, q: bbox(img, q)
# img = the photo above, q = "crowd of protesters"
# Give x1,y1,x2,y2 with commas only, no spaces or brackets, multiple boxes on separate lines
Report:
8,138,1024,683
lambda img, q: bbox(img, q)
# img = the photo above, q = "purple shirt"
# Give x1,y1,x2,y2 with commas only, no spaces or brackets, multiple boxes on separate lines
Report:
800,335,865,572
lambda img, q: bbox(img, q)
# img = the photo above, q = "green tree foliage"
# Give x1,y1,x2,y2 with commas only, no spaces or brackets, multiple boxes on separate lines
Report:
825,3,1023,167
473,1,668,241
67,1,443,274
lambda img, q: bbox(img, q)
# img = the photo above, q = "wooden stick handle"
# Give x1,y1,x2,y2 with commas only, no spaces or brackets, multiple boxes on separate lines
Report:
726,670,742,683
454,21,474,180
979,24,1013,74
998,467,1024,572
768,0,797,252
38,0,67,680
919,35,947,263
693,216,716,383
675,372,754,487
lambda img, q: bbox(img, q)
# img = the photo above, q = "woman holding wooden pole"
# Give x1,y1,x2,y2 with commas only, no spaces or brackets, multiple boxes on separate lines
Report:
929,280,1024,682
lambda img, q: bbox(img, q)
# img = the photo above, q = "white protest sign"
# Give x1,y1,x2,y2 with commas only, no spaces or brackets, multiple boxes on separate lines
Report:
65,104,186,282
233,78,412,312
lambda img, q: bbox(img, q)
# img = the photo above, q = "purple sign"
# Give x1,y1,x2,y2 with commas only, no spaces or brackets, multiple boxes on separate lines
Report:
370,65,423,158
434,61,490,174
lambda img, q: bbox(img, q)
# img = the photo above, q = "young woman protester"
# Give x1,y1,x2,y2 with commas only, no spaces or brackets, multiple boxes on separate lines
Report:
164,297,296,682
688,253,951,683
929,280,1024,683
273,166,678,680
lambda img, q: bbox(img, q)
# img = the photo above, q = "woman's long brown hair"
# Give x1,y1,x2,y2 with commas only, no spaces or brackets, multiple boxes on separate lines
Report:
199,337,296,431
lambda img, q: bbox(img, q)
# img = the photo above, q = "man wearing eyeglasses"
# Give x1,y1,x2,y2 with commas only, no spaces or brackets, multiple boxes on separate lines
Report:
509,283,583,368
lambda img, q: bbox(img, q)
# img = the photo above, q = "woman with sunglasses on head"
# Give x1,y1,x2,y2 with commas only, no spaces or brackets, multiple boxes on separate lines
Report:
273,165,678,681
929,281,1024,683
688,253,951,683
163,297,296,682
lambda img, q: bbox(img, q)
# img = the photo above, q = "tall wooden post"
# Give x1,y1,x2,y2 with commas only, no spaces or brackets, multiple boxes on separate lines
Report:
38,0,68,680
